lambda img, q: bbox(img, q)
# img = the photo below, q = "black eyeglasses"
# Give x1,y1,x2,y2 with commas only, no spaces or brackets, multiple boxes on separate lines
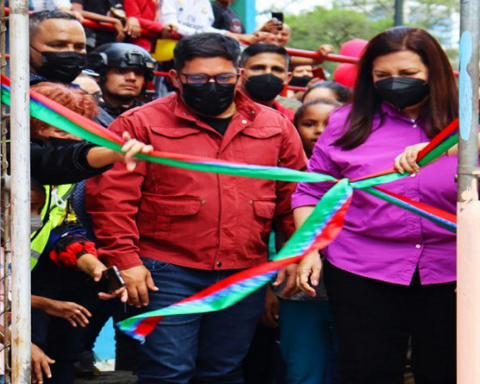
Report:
180,72,240,87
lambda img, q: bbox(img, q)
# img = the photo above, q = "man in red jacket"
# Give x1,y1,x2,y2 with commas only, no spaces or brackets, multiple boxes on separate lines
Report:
86,33,306,384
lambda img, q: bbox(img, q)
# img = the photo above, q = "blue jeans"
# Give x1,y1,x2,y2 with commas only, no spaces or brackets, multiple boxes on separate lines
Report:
279,300,341,384
138,258,266,384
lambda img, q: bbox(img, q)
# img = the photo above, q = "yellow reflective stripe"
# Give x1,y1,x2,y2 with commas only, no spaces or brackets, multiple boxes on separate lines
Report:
30,184,75,270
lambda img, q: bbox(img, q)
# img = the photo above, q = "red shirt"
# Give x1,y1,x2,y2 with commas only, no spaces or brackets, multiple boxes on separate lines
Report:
124,0,163,51
86,92,307,271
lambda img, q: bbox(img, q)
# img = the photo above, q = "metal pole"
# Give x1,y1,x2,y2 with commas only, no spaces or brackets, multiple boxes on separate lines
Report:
0,0,12,381
394,0,404,26
457,0,480,383
9,0,30,382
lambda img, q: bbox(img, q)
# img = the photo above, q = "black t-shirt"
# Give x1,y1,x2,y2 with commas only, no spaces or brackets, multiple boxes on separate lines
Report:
71,0,120,16
212,2,245,34
200,116,232,136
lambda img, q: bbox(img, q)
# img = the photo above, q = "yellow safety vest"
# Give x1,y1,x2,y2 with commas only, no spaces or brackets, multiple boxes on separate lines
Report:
30,184,75,270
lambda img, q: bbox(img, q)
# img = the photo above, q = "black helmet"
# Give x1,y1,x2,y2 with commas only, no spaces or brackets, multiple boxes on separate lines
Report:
87,42,156,82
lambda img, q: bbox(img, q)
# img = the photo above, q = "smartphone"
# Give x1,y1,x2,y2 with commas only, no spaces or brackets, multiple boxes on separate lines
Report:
87,266,125,296
271,12,284,30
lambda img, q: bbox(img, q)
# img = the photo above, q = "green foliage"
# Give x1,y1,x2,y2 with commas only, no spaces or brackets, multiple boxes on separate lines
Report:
286,7,382,50
284,0,459,70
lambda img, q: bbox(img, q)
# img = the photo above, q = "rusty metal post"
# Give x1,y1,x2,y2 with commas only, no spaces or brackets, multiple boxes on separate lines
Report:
9,0,31,382
457,0,480,383
0,0,12,382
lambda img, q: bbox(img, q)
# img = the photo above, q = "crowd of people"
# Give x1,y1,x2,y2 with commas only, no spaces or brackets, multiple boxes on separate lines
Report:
0,1,461,384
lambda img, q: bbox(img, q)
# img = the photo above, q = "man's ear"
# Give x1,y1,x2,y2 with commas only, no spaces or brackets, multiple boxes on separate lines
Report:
285,71,293,85
237,68,245,85
169,69,181,90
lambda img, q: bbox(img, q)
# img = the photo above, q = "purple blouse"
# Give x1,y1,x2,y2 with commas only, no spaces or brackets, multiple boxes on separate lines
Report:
292,103,457,286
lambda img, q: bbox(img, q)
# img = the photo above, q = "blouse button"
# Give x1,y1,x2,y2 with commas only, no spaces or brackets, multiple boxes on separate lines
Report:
415,244,421,249
242,119,247,124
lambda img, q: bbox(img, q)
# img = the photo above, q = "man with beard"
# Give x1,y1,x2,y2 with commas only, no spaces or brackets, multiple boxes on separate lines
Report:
86,42,155,127
86,33,306,383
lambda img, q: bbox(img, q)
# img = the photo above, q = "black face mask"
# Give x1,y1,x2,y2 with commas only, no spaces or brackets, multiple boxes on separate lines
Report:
375,77,430,110
181,82,236,117
289,76,313,88
32,48,86,83
244,74,285,101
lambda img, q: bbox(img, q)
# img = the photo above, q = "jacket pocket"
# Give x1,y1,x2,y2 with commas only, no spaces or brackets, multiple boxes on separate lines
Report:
137,195,202,241
240,127,282,165
252,199,276,239
253,200,276,219
150,126,200,139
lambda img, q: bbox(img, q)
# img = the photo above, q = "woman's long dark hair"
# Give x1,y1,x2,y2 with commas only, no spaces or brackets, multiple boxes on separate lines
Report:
334,27,458,150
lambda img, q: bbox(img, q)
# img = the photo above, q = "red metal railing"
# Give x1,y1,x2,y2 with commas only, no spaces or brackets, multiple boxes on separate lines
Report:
3,6,463,82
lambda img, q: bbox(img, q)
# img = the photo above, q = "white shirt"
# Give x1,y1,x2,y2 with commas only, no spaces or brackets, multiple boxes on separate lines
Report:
32,0,71,11
161,0,227,37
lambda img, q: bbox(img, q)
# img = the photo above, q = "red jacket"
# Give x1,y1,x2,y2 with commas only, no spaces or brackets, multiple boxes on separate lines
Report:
273,100,295,122
124,0,162,51
86,92,307,271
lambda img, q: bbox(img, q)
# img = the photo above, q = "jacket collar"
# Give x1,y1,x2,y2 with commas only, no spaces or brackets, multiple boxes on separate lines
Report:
172,90,263,154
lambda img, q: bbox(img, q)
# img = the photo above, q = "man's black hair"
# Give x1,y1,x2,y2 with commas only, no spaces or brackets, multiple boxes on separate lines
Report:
173,33,241,70
29,10,78,40
239,44,290,68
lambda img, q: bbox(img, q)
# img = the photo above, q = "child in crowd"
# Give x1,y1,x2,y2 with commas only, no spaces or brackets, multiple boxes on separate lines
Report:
302,81,351,105
294,98,342,158
273,97,345,384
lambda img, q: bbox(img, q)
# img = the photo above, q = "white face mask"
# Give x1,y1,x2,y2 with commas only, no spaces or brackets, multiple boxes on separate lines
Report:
31,214,43,233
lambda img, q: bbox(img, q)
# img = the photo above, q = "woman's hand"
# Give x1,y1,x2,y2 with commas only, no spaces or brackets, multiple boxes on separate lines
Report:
296,251,322,297
32,343,55,384
124,17,141,38
260,285,280,328
394,142,429,175
121,132,154,171
273,263,300,298
42,298,92,328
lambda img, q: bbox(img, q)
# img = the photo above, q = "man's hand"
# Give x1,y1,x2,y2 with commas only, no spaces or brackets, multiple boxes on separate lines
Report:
296,251,322,297
273,263,300,298
261,18,283,33
32,343,55,384
121,265,159,308
260,285,280,328
78,256,129,303
124,17,141,39
113,19,126,41
160,24,178,39
313,44,334,64
42,298,92,328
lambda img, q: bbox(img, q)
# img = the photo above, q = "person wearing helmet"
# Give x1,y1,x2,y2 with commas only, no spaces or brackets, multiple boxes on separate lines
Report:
87,42,155,126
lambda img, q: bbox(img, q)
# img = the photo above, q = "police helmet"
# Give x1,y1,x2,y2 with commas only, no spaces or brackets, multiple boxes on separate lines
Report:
87,43,156,82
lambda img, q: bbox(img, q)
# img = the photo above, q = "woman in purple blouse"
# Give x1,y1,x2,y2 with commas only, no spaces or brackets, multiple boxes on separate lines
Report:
291,27,458,384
